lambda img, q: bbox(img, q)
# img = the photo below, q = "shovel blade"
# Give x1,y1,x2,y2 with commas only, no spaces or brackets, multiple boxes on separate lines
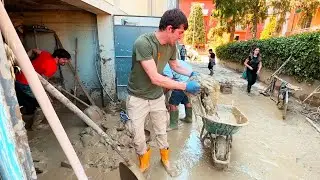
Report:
119,162,146,180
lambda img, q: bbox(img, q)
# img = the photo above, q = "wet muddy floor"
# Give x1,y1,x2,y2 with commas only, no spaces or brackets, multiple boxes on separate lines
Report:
30,60,320,180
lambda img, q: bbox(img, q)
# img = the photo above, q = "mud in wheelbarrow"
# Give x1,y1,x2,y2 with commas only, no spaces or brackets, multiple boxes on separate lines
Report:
199,104,248,170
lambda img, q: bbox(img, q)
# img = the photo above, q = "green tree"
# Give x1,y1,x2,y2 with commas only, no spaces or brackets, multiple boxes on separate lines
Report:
269,0,294,34
184,3,206,46
213,0,245,42
260,16,277,39
296,0,320,28
241,0,268,39
207,23,230,49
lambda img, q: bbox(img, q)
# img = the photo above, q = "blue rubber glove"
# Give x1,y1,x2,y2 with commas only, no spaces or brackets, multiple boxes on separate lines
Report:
190,71,199,77
186,81,201,94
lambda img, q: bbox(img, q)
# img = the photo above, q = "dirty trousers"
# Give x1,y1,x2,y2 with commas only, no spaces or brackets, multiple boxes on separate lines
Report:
126,94,169,155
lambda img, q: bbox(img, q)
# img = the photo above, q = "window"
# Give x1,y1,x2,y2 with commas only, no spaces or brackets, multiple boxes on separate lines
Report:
235,23,243,30
301,16,312,29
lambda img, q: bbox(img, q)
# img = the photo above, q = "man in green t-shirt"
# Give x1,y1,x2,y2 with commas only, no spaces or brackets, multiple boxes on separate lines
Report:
126,9,200,175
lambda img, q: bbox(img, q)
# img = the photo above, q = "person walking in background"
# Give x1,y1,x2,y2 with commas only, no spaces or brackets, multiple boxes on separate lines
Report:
180,45,187,61
244,47,262,94
208,49,215,76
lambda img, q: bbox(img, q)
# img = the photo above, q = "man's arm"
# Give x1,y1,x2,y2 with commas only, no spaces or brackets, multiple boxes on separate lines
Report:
168,59,192,76
27,49,42,58
140,59,186,90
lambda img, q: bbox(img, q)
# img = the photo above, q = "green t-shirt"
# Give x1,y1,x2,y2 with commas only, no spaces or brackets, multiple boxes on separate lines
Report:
127,32,177,100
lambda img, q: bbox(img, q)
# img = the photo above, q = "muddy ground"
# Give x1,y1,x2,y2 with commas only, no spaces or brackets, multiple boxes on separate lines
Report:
28,59,320,180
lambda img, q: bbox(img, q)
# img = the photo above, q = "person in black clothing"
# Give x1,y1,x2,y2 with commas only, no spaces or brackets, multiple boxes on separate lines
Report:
244,47,262,94
208,49,215,75
180,45,187,61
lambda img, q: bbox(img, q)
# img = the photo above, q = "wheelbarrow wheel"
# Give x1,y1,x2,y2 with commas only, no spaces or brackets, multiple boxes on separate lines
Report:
282,91,289,120
214,136,227,161
212,136,228,170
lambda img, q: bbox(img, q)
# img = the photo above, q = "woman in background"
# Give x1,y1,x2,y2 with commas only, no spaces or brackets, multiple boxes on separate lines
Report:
244,47,262,94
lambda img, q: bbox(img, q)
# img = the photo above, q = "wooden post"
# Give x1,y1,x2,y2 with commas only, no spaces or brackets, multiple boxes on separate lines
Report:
0,32,36,180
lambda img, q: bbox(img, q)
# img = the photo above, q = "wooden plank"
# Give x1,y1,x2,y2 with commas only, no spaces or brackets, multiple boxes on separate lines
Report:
273,75,302,91
305,117,320,133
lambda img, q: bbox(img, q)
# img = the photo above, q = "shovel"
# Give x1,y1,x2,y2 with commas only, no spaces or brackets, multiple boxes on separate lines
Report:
55,85,105,121
38,75,145,180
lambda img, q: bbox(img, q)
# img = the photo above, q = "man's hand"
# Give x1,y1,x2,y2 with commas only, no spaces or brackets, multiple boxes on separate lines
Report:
186,81,200,94
257,70,260,74
249,66,253,70
190,71,199,77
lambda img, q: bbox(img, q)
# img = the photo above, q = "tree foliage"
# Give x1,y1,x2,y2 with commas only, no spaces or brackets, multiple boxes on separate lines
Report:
207,23,230,49
243,0,268,38
211,0,268,39
269,0,294,34
210,0,320,40
213,0,245,42
260,16,277,39
296,0,320,28
184,3,206,46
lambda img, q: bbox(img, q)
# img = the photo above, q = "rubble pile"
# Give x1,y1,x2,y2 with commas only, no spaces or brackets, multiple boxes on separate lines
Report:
219,81,233,94
76,118,134,172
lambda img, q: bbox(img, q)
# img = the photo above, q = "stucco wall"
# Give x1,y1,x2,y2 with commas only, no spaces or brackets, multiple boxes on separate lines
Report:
116,0,168,16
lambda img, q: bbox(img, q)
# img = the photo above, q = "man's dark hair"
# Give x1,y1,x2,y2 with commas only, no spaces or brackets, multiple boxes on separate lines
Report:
209,49,213,52
52,49,71,59
159,9,188,31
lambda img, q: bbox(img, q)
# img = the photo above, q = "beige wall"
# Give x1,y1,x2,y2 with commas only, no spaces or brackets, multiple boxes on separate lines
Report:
153,0,168,16
117,0,168,16
104,0,114,5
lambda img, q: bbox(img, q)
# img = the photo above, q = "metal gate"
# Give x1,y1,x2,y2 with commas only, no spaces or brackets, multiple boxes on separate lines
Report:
114,15,160,100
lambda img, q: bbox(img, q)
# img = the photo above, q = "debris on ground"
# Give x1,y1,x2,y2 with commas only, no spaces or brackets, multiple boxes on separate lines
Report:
219,81,233,94
104,101,126,115
60,161,72,169
75,119,135,172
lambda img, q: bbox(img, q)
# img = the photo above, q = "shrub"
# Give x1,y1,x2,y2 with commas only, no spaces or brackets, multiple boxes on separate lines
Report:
216,31,320,82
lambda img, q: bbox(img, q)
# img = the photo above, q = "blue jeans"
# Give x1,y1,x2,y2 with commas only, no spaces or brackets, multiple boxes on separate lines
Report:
15,82,38,114
169,90,189,106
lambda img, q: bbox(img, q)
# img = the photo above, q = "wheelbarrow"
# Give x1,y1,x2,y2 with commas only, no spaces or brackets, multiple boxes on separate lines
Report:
199,104,248,170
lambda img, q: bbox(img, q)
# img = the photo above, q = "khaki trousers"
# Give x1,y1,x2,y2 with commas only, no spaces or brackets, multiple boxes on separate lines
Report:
126,94,169,155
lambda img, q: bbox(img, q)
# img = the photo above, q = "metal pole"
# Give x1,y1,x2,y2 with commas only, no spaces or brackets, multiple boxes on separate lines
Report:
0,3,88,180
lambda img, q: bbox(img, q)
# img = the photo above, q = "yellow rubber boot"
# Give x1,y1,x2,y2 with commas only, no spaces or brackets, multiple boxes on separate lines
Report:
160,148,170,167
138,148,151,172
160,148,180,177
